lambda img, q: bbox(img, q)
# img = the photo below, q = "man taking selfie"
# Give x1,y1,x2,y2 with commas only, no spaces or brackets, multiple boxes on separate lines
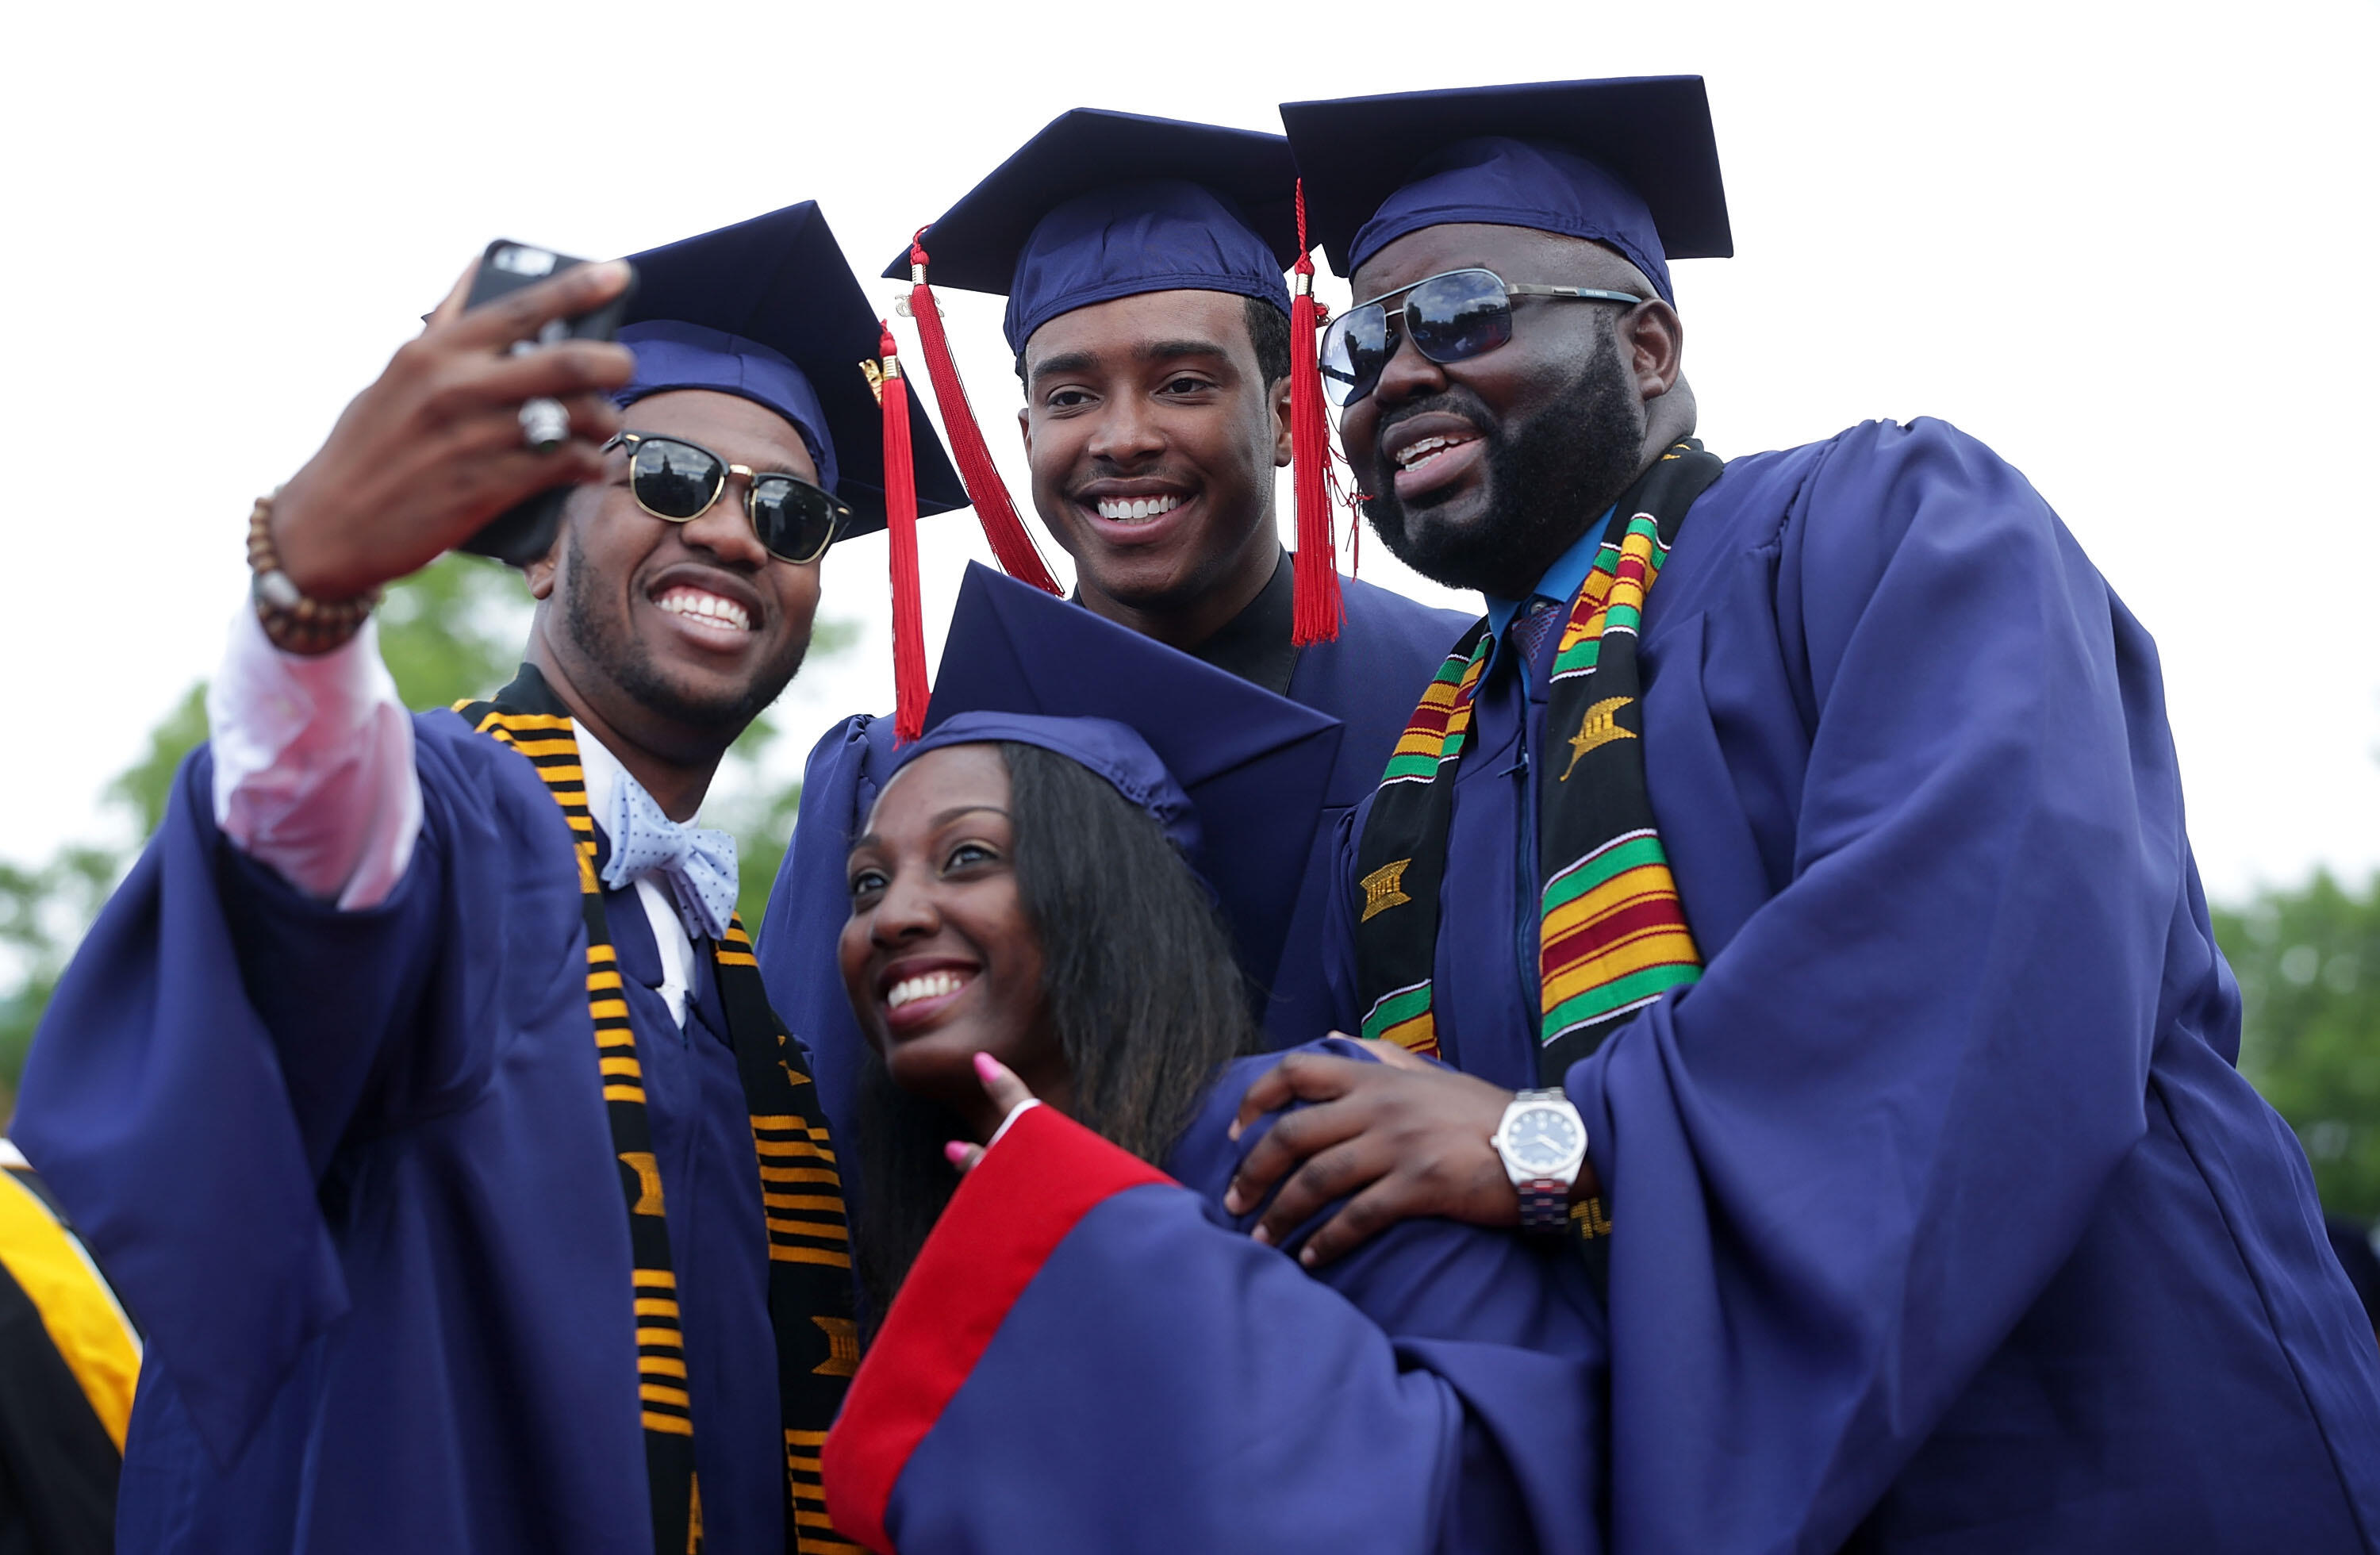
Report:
16,204,962,1555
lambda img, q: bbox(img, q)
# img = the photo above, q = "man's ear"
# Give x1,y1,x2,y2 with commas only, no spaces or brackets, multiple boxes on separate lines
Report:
523,525,564,601
1626,300,1686,403
522,485,597,601
1017,404,1034,462
1270,374,1294,469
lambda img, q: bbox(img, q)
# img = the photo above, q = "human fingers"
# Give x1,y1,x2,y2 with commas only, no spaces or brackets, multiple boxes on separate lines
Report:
973,1050,1035,1115
561,390,624,446
1292,1176,1422,1269
1249,1134,1396,1251
402,340,631,434
443,258,633,351
1229,1050,1369,1139
268,424,601,601
426,390,619,463
944,1140,986,1176
459,339,635,407
1223,1084,1373,1215
1352,1035,1435,1073
436,440,613,515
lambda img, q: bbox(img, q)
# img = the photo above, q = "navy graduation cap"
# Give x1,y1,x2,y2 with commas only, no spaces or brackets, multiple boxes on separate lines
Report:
882,108,1349,645
883,108,1299,354
620,201,966,538
1280,76,1733,301
916,562,1343,1001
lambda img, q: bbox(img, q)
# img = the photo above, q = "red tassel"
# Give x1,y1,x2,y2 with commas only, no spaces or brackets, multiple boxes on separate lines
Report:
1288,181,1344,645
878,324,929,743
905,232,1062,596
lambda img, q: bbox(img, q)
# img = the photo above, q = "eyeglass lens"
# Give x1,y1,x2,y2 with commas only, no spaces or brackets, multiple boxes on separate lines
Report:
1321,269,1516,409
747,478,839,563
628,436,843,563
1408,270,1516,364
628,437,722,520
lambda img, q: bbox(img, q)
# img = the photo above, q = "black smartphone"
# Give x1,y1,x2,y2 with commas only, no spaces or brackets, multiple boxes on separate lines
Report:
455,240,638,565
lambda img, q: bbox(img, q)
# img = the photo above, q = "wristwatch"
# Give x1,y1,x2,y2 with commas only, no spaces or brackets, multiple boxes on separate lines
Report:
1492,1088,1589,1233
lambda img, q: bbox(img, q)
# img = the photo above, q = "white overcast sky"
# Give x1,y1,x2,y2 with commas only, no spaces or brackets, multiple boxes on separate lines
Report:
3,0,2374,903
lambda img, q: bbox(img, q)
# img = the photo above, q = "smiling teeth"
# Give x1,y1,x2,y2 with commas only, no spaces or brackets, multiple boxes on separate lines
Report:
887,970,969,1009
1095,494,1182,523
657,589,751,632
1395,435,1473,472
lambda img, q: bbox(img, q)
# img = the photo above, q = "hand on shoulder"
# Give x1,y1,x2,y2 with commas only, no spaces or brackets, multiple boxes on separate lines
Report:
1222,1036,1545,1267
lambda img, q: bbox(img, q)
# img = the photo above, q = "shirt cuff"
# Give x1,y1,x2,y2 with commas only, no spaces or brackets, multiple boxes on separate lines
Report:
985,1097,1043,1153
208,603,420,908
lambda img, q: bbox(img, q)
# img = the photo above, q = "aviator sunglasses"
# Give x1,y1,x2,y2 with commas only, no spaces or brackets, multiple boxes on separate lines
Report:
1319,267,1645,409
605,431,853,566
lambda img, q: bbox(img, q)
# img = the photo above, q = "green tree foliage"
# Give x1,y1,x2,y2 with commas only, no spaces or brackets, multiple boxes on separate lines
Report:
0,556,843,1115
2213,870,2380,1221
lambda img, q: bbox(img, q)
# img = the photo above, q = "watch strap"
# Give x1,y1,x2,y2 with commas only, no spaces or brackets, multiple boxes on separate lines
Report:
1499,1088,1585,1235
1517,1178,1569,1234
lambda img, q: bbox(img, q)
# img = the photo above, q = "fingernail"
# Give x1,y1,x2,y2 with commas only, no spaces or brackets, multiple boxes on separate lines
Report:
973,1051,1002,1083
1299,1246,1318,1268
1226,1120,1242,1142
593,259,631,286
1223,1188,1244,1214
1250,1224,1273,1247
944,1141,971,1166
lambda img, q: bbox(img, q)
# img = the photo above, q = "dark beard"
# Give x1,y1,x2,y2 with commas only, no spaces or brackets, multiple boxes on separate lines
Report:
1363,328,1647,598
559,528,808,732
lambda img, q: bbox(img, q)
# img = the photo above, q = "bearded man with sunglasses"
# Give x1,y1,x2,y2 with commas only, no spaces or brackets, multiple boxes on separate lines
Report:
1207,78,2380,1552
13,205,964,1555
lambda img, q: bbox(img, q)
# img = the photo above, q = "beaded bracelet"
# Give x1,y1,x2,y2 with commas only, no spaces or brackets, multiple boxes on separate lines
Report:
246,493,382,655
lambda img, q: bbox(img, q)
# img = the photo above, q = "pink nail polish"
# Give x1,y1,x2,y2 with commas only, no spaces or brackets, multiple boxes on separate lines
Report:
973,1051,1001,1081
944,1141,971,1166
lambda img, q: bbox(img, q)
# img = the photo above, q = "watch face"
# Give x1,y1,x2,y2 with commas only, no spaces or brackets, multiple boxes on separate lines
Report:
1506,1105,1582,1174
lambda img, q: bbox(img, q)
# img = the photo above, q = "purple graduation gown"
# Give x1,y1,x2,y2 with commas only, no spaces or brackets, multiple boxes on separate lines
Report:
13,712,789,1553
757,570,1467,1217
1322,418,2380,1550
823,1039,1608,1553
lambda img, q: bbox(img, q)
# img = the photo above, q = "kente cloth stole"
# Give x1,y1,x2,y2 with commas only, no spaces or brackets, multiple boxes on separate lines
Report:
1351,442,1723,1245
459,672,862,1555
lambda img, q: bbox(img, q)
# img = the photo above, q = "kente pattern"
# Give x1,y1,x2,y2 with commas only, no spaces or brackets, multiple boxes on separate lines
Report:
1350,443,1724,1257
459,677,861,1555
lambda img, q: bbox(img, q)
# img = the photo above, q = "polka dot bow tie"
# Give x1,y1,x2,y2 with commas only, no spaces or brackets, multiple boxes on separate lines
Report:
597,771,739,944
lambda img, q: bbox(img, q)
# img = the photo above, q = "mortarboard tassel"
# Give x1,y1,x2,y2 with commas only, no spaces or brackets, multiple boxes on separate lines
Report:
904,232,1063,596
877,324,930,743
1288,181,1345,646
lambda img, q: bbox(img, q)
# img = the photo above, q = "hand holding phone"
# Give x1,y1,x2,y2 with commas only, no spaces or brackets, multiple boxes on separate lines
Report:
265,255,635,605
455,242,639,564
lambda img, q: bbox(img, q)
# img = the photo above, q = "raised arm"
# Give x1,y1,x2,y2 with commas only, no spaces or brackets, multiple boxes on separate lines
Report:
12,256,637,1467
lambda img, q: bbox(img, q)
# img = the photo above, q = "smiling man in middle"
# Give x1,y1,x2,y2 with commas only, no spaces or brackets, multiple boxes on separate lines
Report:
758,111,1468,1218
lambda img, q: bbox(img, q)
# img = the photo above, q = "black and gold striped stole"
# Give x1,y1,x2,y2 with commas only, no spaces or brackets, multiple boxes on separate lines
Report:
459,667,859,1555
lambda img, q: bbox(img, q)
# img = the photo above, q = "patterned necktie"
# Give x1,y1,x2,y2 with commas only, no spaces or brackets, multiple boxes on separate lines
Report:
598,772,739,943
1507,594,1564,674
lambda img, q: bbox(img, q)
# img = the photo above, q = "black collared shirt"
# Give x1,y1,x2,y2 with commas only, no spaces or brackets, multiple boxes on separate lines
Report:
1184,550,1298,697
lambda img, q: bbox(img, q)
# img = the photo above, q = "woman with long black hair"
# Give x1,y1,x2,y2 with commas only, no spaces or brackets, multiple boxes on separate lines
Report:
822,709,1607,1554
842,727,1259,1317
